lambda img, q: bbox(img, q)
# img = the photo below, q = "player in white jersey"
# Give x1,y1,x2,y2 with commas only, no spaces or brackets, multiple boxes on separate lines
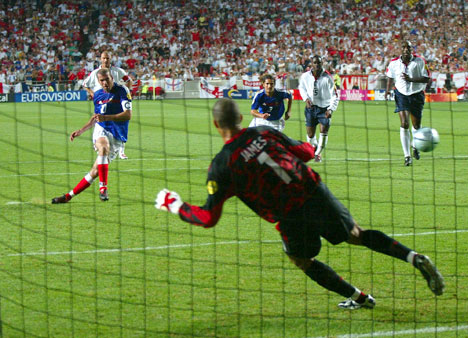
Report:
385,41,430,166
298,55,339,162
83,51,133,159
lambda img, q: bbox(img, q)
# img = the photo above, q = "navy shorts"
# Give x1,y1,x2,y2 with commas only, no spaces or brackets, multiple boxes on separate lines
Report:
277,182,355,259
394,89,425,118
304,105,330,127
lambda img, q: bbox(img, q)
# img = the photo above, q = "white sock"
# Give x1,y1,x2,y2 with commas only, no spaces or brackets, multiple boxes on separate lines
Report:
97,155,108,165
316,133,328,155
411,126,419,148
351,288,362,301
307,135,317,147
400,127,411,157
406,251,417,265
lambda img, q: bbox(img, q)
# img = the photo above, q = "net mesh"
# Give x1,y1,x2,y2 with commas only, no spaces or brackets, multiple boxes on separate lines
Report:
0,96,467,337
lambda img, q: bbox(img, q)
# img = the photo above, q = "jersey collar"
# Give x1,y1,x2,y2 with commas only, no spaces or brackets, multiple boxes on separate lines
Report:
225,128,247,144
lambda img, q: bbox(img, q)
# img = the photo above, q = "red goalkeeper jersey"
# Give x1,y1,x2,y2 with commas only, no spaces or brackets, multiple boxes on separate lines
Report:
179,126,320,227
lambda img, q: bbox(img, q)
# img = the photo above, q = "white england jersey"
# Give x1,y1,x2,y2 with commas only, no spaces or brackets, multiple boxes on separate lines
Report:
82,66,130,92
298,70,339,111
385,55,429,95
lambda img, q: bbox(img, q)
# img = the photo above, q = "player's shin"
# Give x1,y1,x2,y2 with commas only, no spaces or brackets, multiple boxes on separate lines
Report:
400,127,411,157
97,155,109,192
316,133,328,155
305,259,357,298
361,229,411,262
69,173,95,199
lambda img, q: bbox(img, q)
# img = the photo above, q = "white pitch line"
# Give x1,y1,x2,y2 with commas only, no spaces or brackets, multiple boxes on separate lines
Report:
3,157,211,164
311,324,468,338
2,230,467,258
2,155,467,178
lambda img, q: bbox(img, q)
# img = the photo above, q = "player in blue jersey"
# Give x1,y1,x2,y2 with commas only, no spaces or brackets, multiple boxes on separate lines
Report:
52,68,132,203
249,74,292,132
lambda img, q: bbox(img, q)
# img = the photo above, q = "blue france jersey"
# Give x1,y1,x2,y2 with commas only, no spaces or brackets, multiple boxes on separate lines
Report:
94,83,132,142
251,89,292,121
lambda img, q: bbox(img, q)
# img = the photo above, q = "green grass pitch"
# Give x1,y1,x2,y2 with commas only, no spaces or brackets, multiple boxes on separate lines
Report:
0,98,467,337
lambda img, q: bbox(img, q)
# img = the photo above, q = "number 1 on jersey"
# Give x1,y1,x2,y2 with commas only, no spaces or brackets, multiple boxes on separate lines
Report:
257,151,292,184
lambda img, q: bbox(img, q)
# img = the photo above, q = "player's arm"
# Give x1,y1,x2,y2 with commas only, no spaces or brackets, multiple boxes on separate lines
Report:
95,109,131,122
403,58,431,84
70,115,96,141
250,95,270,119
298,74,312,108
82,73,95,99
250,108,270,119
284,92,292,120
124,77,133,89
272,129,316,162
402,73,430,84
326,79,339,118
84,87,94,99
385,63,395,100
120,70,134,89
385,77,394,100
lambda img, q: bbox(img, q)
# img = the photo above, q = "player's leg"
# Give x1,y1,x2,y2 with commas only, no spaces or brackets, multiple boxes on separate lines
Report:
119,142,128,160
51,171,96,204
394,89,412,165
315,118,330,158
409,93,424,161
289,255,375,309
94,136,110,201
278,191,375,309
398,110,412,166
305,107,318,147
347,223,445,296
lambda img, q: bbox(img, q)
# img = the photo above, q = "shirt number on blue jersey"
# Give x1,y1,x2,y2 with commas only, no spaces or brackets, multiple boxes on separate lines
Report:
100,103,107,115
257,151,292,184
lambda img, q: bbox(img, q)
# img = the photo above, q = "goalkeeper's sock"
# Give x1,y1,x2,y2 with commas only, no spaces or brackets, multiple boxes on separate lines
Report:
97,155,109,192
68,173,95,199
400,127,411,157
305,259,357,298
361,230,411,262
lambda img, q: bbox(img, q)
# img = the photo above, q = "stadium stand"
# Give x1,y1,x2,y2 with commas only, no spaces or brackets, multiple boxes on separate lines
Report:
0,0,466,90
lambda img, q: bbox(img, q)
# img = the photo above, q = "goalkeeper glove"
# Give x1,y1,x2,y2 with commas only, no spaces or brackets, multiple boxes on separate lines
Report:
155,189,183,214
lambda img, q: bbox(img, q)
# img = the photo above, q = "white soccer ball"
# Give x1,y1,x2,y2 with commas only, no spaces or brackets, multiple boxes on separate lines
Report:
413,127,440,152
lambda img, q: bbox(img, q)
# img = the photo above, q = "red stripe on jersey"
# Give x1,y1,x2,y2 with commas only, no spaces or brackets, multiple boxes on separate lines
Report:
289,142,316,163
179,200,225,228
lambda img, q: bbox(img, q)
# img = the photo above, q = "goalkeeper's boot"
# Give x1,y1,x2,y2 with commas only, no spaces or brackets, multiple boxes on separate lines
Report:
413,147,420,160
51,194,71,204
338,294,375,310
404,156,412,166
413,254,445,296
99,188,109,202
314,154,322,163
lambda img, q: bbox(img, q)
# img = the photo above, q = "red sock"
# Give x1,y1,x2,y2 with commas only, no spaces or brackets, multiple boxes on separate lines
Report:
97,156,109,191
69,173,95,198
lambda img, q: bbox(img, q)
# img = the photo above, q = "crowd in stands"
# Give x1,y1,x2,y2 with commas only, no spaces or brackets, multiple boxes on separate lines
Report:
0,0,466,91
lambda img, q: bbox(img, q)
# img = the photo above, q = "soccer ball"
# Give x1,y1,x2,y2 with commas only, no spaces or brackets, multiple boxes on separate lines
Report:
413,128,440,152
